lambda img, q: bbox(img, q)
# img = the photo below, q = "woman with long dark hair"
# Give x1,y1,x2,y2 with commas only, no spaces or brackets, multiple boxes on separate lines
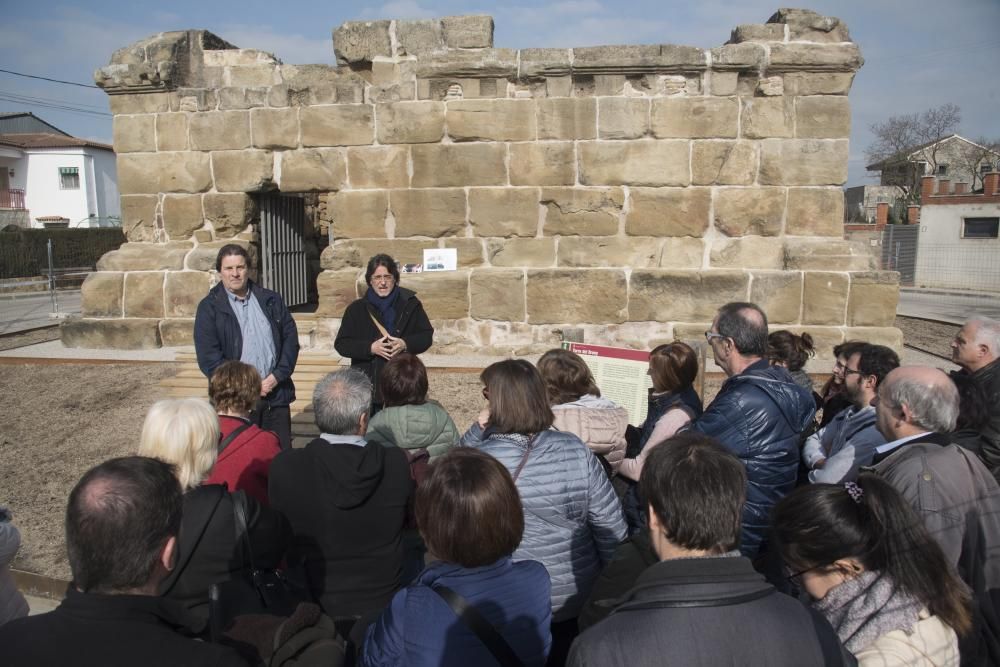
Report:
772,474,971,664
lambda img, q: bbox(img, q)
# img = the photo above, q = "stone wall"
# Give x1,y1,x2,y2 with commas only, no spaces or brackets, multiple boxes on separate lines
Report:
71,8,901,355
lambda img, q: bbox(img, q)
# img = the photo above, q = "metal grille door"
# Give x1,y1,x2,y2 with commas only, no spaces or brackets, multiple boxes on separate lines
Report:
880,225,919,286
259,194,307,307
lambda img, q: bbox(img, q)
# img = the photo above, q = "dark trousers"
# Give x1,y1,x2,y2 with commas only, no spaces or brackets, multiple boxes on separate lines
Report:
252,399,292,450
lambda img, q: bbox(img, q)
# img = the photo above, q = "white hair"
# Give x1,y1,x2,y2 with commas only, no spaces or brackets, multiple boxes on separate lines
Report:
138,398,219,491
967,317,1000,357
884,372,959,433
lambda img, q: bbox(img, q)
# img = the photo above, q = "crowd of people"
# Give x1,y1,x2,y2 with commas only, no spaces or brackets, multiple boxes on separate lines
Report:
1,248,999,667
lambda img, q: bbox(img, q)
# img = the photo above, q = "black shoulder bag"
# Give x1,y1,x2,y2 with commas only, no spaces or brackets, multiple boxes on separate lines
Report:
219,422,253,455
431,585,525,667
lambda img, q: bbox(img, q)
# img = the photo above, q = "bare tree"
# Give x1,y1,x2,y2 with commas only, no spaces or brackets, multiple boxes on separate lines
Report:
952,136,1000,190
865,103,961,195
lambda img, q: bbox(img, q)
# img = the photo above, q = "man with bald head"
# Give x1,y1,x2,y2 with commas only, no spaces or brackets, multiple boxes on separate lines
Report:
871,366,1000,664
950,316,1000,479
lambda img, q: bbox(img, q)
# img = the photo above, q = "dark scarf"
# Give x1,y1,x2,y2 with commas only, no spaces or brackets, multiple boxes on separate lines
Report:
366,285,399,334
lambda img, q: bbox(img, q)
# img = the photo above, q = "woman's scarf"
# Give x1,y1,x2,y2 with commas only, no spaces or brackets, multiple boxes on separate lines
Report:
366,284,399,334
813,569,924,653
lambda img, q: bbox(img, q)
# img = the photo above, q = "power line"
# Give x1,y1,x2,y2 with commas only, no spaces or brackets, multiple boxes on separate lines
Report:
0,90,108,111
0,94,111,117
0,68,101,90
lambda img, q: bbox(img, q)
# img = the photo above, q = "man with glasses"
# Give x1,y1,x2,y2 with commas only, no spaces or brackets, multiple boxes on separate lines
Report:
801,344,899,483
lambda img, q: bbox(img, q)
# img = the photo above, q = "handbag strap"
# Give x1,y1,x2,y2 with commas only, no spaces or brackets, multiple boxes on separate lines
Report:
368,310,390,339
511,434,539,483
219,422,253,455
431,585,524,667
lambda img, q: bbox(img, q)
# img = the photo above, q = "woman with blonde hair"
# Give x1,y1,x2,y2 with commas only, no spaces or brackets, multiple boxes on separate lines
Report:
138,398,289,623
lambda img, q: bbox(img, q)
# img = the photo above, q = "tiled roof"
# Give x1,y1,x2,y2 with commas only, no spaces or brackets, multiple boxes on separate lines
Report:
0,132,113,152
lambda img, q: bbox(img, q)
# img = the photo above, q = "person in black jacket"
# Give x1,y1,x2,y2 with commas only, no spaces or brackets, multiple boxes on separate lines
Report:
194,244,299,449
334,254,433,413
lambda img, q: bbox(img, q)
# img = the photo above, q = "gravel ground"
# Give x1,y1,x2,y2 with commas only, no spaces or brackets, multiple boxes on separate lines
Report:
895,315,957,360
0,326,61,352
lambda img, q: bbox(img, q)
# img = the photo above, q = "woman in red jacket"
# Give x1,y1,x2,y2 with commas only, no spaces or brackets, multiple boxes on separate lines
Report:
206,360,282,505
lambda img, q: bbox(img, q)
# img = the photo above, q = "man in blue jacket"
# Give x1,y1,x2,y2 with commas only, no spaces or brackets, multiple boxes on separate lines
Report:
194,244,299,449
687,302,815,559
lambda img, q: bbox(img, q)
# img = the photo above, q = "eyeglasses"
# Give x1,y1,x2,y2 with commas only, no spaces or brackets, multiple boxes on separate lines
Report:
704,331,727,343
784,562,825,584
371,274,395,284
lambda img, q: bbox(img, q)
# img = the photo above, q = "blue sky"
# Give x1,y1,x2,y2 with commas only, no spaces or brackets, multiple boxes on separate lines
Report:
2,0,998,186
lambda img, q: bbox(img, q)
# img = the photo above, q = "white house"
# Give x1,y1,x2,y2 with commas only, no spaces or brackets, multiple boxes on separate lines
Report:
0,112,119,229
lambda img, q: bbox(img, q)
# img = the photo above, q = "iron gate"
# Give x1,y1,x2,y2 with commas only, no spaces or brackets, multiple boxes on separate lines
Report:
880,225,919,286
259,194,307,307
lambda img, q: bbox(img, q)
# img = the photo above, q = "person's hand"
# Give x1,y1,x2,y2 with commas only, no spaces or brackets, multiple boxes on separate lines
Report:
477,407,490,429
386,336,407,357
371,337,393,360
814,457,827,469
261,374,278,397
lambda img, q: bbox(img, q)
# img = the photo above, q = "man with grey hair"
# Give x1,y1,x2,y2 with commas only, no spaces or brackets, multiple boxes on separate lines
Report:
871,365,1000,664
950,316,1000,479
269,369,412,619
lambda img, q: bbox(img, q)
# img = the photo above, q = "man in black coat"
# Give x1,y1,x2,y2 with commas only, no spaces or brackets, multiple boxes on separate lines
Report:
569,433,850,667
194,244,299,449
950,316,1000,479
0,456,247,667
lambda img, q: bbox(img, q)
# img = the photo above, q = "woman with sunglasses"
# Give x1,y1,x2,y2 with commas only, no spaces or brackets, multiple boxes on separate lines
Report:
772,474,970,665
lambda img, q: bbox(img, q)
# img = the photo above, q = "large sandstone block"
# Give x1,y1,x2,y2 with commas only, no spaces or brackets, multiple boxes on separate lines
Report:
203,193,257,238
578,141,689,187
446,238,485,268
348,146,408,189
537,98,596,141
61,319,162,350
627,188,710,237
189,111,251,151
321,239,435,270
161,194,203,240
795,96,851,139
598,98,650,140
333,20,392,65
842,327,904,351
713,187,785,237
741,98,792,139
156,113,188,151
395,20,443,56
510,143,575,186
411,144,506,187
691,141,758,185
278,148,347,192
81,272,124,317
469,188,539,237
316,269,361,317
471,269,525,321
120,195,159,242
97,242,192,271
781,326,845,360
447,99,536,142
390,189,466,237
786,188,844,236
558,237,660,268
441,15,493,48
250,107,299,149
160,319,195,346
108,92,172,115
759,139,849,186
784,239,874,271
212,150,274,192
770,8,851,42
651,98,739,139
526,270,627,324
768,43,863,72
123,272,165,318
710,237,784,269
749,271,802,324
402,272,470,319
376,101,445,144
117,153,213,194
542,188,623,236
113,115,155,153
629,270,749,322
330,191,388,238
847,272,899,327
487,238,556,267
783,73,855,96
300,104,374,146
802,272,849,325
164,271,211,317
659,237,706,269
187,240,256,272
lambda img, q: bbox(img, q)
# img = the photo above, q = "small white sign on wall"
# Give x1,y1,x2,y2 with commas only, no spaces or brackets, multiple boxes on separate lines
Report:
423,248,457,271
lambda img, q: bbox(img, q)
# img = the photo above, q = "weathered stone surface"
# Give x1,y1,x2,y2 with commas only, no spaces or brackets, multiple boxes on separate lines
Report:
786,188,844,236
402,271,470,319
330,191,388,238
558,237,660,268
81,272,124,317
847,271,899,327
321,239,435,271
376,101,445,144
783,72,855,96
714,187,785,237
390,188,466,237
598,98,650,140
278,148,347,192
510,143,575,186
188,111,250,151
212,150,274,192
842,327,903,351
108,92,172,115
710,237,784,269
301,104,374,146
487,238,556,267
347,146,408,189
659,237,705,269
123,272,165,318
61,319,162,350
442,15,493,48
710,43,766,70
691,141,757,185
96,242,192,271
333,20,392,65
411,143,506,187
445,238,485,268
120,195,159,242
217,86,269,110
193,230,213,243
741,98,792,139
757,76,784,97
628,188,710,237
186,240,255,272
316,270,361,317
395,20,443,56
570,44,705,72
759,139,849,186
160,319,195,346
651,98,738,139
710,71,739,96
471,269,524,321
447,99,536,142
519,48,572,79
526,270,627,324
156,113,188,151
161,194,203,240
203,193,257,238
250,107,299,149
117,153,213,194
537,98,596,141
730,23,786,42
802,272,848,325
781,326,845,360
795,96,851,139
415,48,517,79
750,271,802,324
542,188,623,236
113,115,155,153
578,141,689,186
769,8,851,43
768,43,864,72
629,270,749,322
174,88,218,112
784,239,875,271
469,188,539,237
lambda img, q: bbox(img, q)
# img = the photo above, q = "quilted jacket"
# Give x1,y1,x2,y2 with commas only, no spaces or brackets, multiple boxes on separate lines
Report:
461,424,627,621
0,518,29,626
551,395,629,474
366,400,459,460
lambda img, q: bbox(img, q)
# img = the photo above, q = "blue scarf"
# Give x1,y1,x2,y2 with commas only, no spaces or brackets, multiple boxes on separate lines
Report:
366,285,398,334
